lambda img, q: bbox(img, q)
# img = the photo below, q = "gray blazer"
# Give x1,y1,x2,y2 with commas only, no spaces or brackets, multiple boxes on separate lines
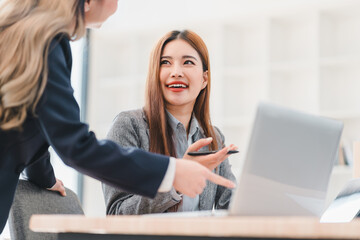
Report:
102,109,236,215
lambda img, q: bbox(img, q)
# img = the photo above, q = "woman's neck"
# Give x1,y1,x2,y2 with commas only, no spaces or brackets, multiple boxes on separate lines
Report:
166,105,193,134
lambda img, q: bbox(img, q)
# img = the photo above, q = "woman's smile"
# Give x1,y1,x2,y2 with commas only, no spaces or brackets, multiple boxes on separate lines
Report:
166,81,189,92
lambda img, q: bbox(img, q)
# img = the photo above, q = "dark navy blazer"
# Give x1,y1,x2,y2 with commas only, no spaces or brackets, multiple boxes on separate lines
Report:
0,35,169,233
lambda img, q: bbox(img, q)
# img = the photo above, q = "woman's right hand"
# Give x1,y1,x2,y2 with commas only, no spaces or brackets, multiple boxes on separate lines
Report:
184,137,238,171
173,159,235,198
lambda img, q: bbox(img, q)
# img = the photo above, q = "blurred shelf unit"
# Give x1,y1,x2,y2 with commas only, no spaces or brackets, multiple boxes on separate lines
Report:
88,31,160,138
214,6,360,152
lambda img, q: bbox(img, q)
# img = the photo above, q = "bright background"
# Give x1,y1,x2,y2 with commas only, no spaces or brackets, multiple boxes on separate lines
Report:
2,0,360,238
84,0,360,217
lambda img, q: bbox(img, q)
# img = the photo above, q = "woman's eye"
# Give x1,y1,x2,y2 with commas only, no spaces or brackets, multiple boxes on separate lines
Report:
184,60,195,65
160,60,170,65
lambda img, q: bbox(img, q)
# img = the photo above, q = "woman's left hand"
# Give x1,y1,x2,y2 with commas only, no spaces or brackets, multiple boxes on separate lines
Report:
47,178,67,196
184,138,238,171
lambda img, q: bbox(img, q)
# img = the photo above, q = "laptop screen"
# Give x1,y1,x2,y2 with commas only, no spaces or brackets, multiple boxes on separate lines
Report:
229,103,343,217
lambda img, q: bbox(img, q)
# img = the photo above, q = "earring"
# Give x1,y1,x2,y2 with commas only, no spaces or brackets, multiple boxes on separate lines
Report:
85,5,90,11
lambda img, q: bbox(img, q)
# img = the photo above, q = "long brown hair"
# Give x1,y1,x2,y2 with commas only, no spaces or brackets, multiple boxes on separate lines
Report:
144,30,218,157
0,0,86,130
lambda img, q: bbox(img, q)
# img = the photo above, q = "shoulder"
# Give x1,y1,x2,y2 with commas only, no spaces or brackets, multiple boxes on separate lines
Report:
106,109,149,148
113,109,146,126
109,109,148,135
48,34,71,57
37,35,72,108
47,34,72,69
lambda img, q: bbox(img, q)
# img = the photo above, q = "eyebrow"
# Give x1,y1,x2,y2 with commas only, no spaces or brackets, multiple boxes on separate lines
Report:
161,55,198,62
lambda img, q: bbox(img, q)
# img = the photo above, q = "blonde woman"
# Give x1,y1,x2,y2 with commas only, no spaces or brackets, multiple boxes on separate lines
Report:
103,30,237,214
0,1,235,233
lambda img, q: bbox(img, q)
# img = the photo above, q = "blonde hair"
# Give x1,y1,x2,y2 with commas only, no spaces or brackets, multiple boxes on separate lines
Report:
0,0,86,130
144,30,218,156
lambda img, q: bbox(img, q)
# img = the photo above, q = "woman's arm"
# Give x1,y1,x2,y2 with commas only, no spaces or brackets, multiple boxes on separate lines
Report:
23,150,56,189
23,150,66,196
103,111,181,214
36,36,169,198
103,184,181,215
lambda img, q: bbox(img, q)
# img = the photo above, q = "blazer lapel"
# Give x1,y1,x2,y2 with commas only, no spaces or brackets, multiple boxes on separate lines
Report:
199,181,216,210
195,129,215,210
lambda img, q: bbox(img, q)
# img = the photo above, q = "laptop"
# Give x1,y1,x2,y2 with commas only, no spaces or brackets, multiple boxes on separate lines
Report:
149,102,344,217
228,102,343,217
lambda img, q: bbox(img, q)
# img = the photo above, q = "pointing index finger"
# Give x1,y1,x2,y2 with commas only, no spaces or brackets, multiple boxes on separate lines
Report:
206,171,236,189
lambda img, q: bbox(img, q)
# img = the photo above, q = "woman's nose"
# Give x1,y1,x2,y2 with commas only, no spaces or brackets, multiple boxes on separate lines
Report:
170,64,183,78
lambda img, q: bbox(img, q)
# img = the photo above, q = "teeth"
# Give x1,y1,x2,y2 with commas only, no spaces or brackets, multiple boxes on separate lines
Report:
168,84,187,88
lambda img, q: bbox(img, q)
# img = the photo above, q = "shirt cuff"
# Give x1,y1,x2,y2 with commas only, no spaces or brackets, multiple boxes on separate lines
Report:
170,187,183,202
158,157,176,192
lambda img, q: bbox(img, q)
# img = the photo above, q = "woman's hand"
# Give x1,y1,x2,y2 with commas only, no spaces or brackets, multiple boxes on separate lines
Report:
47,178,67,196
184,137,238,171
173,159,235,198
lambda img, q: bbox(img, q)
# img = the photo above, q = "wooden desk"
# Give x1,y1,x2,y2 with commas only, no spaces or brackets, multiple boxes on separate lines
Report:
30,214,360,240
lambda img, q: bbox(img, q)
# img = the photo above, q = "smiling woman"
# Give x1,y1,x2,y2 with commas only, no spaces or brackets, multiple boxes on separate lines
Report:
102,30,237,215
146,30,218,156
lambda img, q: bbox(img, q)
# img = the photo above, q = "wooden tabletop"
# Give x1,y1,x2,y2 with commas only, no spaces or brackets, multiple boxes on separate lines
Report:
29,214,360,239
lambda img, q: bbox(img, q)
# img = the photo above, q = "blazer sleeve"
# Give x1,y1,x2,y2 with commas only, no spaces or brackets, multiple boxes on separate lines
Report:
103,112,181,215
35,36,169,198
213,127,237,209
23,149,56,189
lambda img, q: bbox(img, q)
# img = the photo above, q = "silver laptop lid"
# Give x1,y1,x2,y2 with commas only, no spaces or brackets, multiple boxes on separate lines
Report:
229,102,343,216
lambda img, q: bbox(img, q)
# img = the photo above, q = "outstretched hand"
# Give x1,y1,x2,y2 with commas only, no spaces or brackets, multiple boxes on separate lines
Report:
184,137,238,171
47,178,66,196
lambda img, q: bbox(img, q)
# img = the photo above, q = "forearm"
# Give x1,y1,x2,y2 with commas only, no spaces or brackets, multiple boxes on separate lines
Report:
104,185,181,215
23,150,56,189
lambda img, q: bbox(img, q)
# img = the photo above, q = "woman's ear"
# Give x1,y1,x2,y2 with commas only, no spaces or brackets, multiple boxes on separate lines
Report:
84,0,91,12
202,71,208,89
